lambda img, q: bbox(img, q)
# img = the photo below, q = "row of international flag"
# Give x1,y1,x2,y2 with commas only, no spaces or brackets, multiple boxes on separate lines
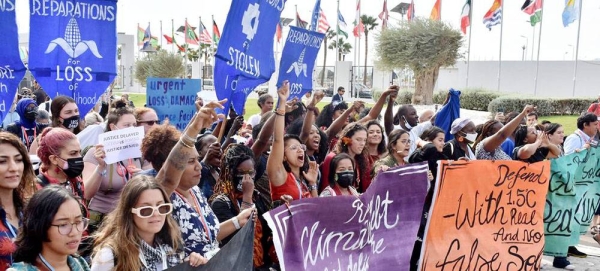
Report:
138,18,221,52
425,0,582,35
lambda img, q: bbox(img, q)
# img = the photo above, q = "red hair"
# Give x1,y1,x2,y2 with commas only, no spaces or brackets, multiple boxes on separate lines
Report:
37,127,77,172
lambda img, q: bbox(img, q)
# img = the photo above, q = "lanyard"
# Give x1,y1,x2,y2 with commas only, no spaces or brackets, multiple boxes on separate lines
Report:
174,190,213,242
38,254,56,271
21,126,36,150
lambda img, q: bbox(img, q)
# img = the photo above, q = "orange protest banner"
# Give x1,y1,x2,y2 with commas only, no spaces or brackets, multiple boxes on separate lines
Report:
420,160,550,270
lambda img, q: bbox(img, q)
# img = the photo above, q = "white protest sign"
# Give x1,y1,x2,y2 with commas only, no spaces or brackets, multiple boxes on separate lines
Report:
98,126,144,165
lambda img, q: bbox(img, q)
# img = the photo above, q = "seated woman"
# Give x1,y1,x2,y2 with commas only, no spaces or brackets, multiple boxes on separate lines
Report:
320,153,359,197
10,186,90,270
209,144,275,269
372,129,410,178
150,100,254,259
0,133,37,269
443,118,477,161
91,175,205,270
512,125,561,162
267,82,320,201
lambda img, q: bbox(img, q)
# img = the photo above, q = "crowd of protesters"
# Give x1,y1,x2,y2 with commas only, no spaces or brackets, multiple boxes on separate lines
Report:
0,81,599,270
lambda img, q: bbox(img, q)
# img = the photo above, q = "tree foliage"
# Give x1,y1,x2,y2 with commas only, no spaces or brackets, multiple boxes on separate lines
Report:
361,15,378,85
134,51,185,86
329,38,352,61
376,18,462,104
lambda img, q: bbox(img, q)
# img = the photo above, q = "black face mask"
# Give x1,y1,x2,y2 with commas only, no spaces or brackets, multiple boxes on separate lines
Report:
335,171,355,188
59,157,84,178
25,108,38,121
38,123,49,131
62,115,80,129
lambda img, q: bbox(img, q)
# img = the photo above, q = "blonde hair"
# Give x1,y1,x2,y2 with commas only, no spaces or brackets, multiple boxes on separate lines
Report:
92,175,182,270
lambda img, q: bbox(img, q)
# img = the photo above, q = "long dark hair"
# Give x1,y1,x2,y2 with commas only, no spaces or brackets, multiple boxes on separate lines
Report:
283,134,309,173
50,96,81,134
13,186,80,264
327,153,356,188
315,102,348,128
285,118,329,163
334,123,370,184
366,120,386,156
0,132,36,216
386,129,410,156
211,144,255,212
473,120,501,150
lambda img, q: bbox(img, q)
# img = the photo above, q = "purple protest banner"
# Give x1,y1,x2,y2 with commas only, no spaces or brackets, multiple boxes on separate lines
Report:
264,163,429,271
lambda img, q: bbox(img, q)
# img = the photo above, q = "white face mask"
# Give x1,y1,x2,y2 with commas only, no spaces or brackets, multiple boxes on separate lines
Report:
464,132,478,142
403,116,413,130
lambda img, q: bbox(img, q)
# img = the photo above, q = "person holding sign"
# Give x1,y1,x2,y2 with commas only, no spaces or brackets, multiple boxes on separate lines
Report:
91,175,206,270
82,101,143,234
267,81,320,201
154,99,255,259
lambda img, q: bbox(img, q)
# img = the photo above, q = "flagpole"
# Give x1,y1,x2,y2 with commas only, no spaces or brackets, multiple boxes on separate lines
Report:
439,0,442,21
533,3,545,96
137,23,140,50
199,16,203,80
466,0,473,88
336,0,340,62
184,18,189,78
356,0,361,98
171,19,175,53
497,0,504,92
160,20,163,48
572,0,584,97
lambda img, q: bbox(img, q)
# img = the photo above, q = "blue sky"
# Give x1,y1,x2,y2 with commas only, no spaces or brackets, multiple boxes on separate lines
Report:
15,0,600,63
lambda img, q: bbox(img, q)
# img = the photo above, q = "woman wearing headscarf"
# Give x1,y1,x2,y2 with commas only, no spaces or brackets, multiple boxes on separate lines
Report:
443,118,477,161
6,98,42,151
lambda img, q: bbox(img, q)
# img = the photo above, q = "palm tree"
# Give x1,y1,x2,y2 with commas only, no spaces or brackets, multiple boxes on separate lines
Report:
361,15,378,86
328,38,352,61
321,29,337,86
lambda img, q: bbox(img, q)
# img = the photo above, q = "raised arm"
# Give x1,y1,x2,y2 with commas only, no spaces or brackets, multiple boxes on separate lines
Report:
383,98,396,137
251,113,276,160
156,100,225,195
325,101,361,140
483,105,534,153
300,90,325,142
267,81,291,187
358,86,398,124
221,115,244,150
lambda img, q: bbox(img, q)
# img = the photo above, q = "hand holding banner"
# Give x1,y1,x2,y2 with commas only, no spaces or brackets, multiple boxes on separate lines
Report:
277,26,324,101
214,0,286,114
264,163,429,271
0,1,26,125
421,160,550,270
28,0,118,115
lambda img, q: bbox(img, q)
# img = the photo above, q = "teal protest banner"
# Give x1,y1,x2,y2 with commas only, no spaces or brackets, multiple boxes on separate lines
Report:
544,147,600,256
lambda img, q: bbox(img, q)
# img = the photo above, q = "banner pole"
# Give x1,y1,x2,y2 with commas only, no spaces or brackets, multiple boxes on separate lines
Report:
572,0,584,97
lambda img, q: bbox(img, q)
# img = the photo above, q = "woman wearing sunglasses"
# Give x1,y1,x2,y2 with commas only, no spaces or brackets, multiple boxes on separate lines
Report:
155,100,254,259
134,107,160,135
10,186,90,270
82,101,143,234
91,175,206,270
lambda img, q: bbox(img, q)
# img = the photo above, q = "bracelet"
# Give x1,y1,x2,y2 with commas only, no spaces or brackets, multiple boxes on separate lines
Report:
308,184,318,191
232,217,241,230
274,110,285,116
242,201,253,206
182,133,196,144
179,135,195,146
98,168,107,177
178,139,194,149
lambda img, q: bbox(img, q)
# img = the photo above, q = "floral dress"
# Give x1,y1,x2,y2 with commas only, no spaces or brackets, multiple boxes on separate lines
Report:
170,186,220,258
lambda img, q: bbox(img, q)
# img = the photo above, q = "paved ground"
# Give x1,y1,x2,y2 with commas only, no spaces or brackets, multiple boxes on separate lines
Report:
540,233,600,270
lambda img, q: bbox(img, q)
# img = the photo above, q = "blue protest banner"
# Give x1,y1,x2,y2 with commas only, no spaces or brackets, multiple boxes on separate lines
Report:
0,1,26,124
214,0,286,114
146,78,200,131
28,0,118,115
276,26,324,101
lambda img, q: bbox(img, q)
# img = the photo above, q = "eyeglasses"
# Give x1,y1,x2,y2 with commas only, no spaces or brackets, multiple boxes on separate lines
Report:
236,170,256,178
137,120,160,126
131,203,173,218
51,218,89,235
287,144,307,152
